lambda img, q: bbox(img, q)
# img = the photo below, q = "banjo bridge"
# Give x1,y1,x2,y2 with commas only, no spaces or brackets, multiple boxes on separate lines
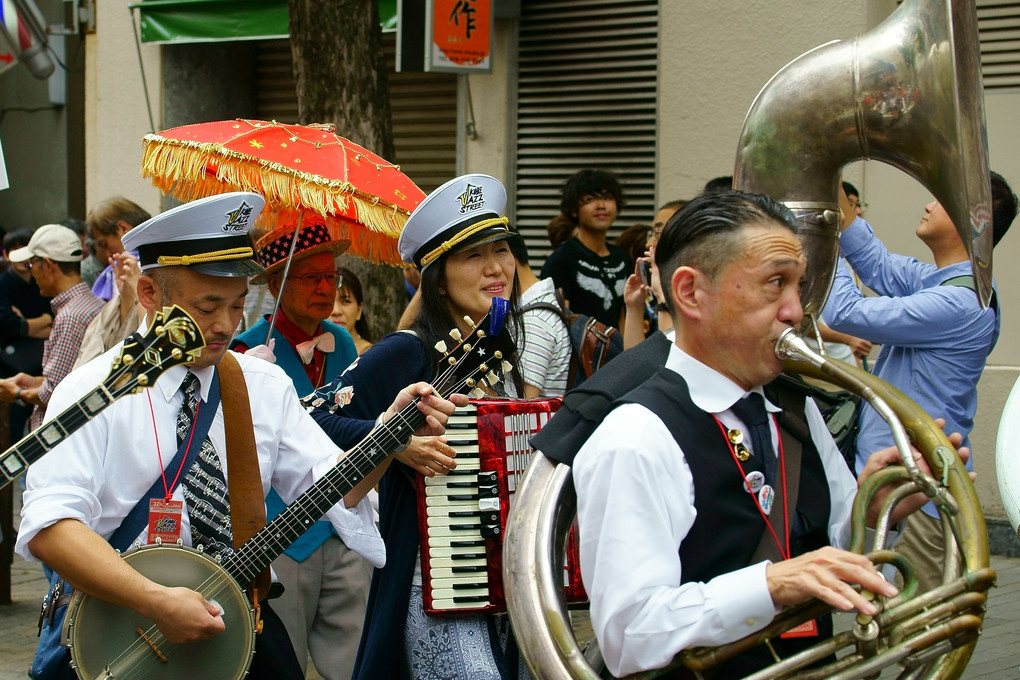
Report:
135,626,169,663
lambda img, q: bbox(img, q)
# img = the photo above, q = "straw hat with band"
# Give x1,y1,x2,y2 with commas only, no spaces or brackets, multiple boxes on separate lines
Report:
250,217,351,285
121,192,266,278
398,174,511,271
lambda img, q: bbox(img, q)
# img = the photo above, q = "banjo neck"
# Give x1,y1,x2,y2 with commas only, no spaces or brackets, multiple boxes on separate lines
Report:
226,307,517,587
226,404,421,586
0,384,116,486
0,305,204,490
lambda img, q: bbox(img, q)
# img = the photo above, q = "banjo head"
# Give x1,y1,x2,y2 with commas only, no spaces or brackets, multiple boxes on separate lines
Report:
66,543,255,680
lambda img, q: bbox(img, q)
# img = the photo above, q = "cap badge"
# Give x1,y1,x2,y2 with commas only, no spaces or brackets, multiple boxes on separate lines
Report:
457,183,485,214
223,201,255,232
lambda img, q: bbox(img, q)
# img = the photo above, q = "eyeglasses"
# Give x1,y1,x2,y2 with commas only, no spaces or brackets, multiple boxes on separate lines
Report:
26,257,44,271
286,270,343,287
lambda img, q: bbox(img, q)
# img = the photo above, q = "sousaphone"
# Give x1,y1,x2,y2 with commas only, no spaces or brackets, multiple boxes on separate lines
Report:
503,0,994,678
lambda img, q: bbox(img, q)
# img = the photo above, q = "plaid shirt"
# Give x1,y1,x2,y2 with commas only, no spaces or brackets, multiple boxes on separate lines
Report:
31,282,105,430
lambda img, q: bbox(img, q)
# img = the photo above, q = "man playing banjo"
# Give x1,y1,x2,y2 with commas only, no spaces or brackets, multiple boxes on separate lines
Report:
16,192,459,680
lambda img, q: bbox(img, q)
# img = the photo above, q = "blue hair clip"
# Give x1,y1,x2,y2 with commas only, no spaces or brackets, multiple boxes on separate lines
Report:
487,297,508,336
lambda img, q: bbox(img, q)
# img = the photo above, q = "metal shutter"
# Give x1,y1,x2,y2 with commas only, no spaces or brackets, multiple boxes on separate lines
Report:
513,0,659,268
255,35,458,194
978,1,1020,89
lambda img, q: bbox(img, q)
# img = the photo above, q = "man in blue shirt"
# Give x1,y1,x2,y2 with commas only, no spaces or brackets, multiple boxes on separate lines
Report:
824,172,1017,592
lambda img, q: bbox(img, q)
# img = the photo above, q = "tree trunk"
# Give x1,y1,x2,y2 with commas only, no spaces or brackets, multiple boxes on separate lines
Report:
287,0,405,336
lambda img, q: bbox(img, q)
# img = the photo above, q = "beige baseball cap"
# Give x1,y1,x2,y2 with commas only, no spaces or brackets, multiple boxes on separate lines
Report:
8,224,85,263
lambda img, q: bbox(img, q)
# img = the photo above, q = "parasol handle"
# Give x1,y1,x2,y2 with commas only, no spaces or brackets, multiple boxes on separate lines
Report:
264,212,305,345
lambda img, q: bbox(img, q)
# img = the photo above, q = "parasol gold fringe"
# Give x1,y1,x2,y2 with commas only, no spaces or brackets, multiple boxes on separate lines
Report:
140,136,411,264
141,137,411,229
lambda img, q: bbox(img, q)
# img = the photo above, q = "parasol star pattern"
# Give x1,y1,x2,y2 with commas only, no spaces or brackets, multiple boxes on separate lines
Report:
140,119,427,265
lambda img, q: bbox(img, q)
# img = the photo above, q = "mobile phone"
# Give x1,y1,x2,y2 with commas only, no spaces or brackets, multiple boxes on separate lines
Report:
638,260,651,286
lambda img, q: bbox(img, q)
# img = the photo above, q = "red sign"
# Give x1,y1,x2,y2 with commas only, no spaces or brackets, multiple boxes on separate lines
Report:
428,0,491,72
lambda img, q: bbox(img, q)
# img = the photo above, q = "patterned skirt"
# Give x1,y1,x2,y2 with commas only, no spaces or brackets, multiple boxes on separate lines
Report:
404,585,534,680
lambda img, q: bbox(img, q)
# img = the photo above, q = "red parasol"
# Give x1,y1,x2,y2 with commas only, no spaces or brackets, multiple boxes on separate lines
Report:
140,119,425,265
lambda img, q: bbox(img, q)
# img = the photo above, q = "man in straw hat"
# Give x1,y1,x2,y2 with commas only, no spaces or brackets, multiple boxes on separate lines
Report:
16,192,459,680
231,217,368,680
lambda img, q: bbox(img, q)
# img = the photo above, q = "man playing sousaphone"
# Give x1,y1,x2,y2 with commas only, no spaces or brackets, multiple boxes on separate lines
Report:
16,192,459,680
572,191,970,677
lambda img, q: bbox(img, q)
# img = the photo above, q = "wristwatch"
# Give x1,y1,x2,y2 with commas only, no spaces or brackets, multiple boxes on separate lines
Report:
14,387,27,406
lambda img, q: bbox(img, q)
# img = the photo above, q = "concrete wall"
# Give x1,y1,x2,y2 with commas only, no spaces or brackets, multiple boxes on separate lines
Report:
462,20,515,186
655,0,890,203
162,42,258,130
84,0,163,218
159,41,259,210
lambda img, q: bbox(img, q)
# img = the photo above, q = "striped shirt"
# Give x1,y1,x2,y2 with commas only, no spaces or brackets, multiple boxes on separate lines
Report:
519,277,571,398
32,282,104,430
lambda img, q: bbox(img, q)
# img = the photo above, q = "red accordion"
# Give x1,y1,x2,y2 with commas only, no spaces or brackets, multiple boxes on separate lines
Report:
416,397,587,615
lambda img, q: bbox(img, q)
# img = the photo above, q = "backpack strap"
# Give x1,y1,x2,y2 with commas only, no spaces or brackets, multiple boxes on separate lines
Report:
520,299,581,388
941,274,998,315
218,352,271,604
519,300,568,322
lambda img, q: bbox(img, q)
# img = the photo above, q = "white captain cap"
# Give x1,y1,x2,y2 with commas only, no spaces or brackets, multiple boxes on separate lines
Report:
122,192,266,278
398,173,510,270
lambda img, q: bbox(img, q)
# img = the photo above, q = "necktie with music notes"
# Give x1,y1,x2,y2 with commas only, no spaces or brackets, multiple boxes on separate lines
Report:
178,372,233,557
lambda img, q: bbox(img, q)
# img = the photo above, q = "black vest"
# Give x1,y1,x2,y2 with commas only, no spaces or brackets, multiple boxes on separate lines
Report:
619,368,836,678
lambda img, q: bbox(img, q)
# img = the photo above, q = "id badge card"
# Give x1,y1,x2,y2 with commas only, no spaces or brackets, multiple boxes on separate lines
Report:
148,498,184,544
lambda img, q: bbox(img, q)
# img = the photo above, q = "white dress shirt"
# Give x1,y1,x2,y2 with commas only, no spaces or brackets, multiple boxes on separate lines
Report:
17,345,384,568
573,343,857,676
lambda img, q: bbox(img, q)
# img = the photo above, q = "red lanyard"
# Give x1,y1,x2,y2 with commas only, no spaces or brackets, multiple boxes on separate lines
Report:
148,388,202,501
712,413,790,561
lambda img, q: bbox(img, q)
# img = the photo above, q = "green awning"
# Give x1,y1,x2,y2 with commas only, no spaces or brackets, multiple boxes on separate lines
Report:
133,0,397,44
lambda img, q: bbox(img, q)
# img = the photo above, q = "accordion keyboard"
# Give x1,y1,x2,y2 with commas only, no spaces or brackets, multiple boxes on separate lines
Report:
417,398,584,615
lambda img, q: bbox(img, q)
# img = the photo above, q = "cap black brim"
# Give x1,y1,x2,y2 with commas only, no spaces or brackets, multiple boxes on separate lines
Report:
191,259,266,278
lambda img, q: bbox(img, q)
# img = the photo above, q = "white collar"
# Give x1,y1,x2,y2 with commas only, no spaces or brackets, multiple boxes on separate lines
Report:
156,362,217,403
664,343,780,415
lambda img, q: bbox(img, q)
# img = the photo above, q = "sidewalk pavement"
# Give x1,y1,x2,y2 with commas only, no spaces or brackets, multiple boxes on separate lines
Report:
3,553,1020,679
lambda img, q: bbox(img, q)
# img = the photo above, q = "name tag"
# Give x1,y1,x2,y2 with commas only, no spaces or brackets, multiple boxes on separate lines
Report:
148,498,184,544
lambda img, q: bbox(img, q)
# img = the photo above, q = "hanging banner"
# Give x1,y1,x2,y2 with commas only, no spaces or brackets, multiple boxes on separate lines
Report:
425,0,491,73
133,0,398,44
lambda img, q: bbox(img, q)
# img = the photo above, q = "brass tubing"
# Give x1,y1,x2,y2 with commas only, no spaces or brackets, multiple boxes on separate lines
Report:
877,568,995,631
890,591,988,646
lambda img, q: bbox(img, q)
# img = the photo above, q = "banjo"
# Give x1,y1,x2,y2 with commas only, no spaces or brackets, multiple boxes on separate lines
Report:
0,305,204,491
63,299,516,680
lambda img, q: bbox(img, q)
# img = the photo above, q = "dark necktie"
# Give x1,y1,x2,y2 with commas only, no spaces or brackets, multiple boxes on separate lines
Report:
178,372,234,557
729,392,776,485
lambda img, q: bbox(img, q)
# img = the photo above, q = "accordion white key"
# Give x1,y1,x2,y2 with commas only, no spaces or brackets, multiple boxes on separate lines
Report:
416,397,586,616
